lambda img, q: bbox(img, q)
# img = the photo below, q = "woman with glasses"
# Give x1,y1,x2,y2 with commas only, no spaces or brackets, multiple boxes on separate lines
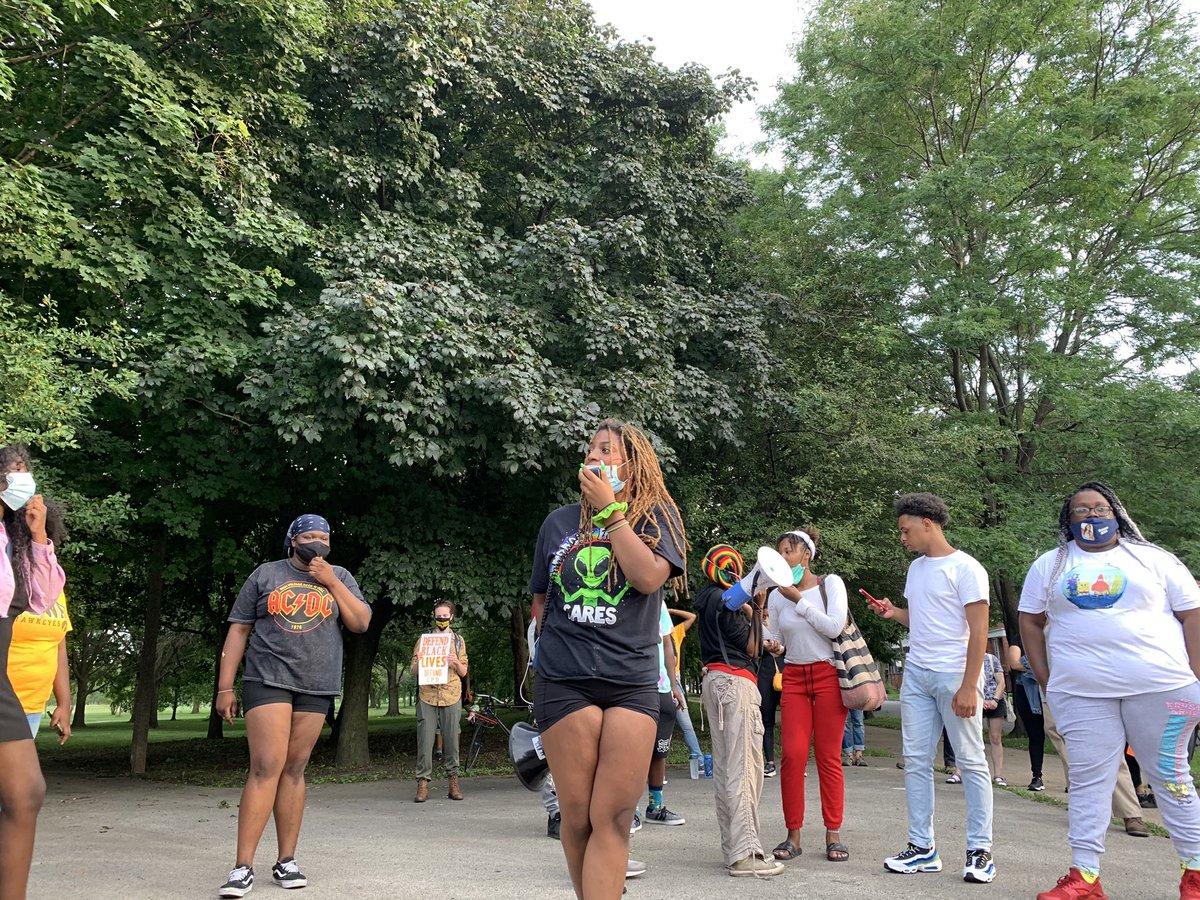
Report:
1020,481,1200,900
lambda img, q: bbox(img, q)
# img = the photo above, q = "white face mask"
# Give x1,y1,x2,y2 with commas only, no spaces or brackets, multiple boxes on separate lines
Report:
1,472,35,511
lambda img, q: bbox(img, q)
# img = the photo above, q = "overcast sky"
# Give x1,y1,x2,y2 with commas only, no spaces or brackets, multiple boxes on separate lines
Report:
588,0,1200,166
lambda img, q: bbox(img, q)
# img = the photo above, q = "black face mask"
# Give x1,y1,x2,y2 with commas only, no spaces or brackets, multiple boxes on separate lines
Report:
294,541,330,563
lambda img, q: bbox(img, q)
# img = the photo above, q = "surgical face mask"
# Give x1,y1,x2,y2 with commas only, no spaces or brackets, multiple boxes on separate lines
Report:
1,472,35,511
791,563,806,583
293,540,330,563
1070,517,1118,547
434,617,452,630
584,462,626,494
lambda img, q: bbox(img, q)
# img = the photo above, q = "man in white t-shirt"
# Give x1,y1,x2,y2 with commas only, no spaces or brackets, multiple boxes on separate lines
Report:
871,492,996,884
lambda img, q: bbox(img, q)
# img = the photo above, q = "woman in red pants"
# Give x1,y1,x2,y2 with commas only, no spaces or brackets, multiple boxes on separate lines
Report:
768,526,850,863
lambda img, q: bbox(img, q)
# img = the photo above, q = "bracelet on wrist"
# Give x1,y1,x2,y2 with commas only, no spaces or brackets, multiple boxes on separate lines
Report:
592,501,628,525
605,519,631,536
217,689,235,695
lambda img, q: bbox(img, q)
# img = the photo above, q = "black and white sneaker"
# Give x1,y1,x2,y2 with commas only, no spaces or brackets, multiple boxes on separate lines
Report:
963,848,996,883
219,865,254,898
272,857,307,889
1028,776,1045,792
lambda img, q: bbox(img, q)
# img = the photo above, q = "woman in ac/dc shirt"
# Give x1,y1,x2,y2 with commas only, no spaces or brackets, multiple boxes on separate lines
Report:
215,514,371,899
1020,482,1200,900
530,420,685,900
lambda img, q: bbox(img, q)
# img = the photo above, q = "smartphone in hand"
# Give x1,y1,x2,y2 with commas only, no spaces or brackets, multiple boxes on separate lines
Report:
859,588,887,611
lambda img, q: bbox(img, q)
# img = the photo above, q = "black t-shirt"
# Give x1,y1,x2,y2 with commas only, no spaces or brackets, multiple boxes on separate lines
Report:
530,502,685,686
229,558,366,696
694,584,754,670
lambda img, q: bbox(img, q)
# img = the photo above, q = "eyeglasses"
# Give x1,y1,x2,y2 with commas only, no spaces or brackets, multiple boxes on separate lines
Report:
1070,505,1113,517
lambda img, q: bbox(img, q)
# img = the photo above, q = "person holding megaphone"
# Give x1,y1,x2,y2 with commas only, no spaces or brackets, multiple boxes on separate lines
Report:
529,420,686,900
694,544,786,878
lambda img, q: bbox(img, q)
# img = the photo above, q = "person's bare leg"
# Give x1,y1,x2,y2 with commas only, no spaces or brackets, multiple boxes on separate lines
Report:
539,707,603,899
989,717,1005,780
234,703,292,867
272,711,326,862
0,739,44,900
581,708,656,899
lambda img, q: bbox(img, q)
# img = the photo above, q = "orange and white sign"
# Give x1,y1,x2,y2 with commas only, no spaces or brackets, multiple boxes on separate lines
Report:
417,633,453,685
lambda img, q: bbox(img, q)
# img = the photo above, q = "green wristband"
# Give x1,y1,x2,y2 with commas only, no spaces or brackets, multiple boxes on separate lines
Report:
592,502,628,525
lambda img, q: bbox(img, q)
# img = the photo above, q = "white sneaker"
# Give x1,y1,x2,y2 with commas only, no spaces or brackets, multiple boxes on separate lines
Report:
884,843,942,874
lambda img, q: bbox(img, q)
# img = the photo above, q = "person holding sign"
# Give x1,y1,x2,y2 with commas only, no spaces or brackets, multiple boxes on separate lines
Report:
530,420,686,900
411,600,469,802
216,514,371,898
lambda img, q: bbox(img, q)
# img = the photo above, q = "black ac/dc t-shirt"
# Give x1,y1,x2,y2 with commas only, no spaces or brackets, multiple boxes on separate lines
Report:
530,502,685,686
229,558,366,696
694,584,754,671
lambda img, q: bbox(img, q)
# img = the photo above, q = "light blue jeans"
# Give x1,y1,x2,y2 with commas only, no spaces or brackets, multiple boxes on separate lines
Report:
26,713,42,736
901,662,992,852
675,676,703,759
843,708,865,752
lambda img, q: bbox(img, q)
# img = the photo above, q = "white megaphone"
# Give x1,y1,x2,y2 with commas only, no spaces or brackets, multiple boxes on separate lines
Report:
722,546,794,610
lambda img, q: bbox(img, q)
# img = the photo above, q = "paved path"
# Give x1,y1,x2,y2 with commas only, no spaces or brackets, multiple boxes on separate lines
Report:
27,739,1182,899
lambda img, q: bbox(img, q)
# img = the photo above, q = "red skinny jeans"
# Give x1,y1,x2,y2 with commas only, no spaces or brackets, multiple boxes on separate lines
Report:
780,660,848,831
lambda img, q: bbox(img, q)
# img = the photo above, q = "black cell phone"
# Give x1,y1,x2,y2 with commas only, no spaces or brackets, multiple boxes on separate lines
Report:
585,465,604,477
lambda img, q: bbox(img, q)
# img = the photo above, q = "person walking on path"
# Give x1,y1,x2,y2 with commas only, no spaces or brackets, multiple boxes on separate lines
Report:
871,492,996,884
411,600,469,802
694,544,784,878
1006,634,1046,792
668,606,704,764
1020,482,1200,899
216,514,372,898
768,526,851,864
982,649,1008,786
842,710,866,766
0,445,66,900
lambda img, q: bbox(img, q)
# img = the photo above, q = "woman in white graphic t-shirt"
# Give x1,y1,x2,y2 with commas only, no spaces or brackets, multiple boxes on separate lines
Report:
1020,481,1200,900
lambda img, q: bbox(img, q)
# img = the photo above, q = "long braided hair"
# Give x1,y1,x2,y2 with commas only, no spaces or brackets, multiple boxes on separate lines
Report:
1041,480,1152,606
0,444,35,599
578,420,688,590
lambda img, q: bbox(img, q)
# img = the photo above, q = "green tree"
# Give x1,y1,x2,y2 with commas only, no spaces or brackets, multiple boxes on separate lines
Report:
763,0,1200,619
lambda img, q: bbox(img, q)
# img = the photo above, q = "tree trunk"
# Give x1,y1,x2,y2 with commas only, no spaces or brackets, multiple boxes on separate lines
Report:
130,530,168,775
72,678,89,728
386,659,400,717
334,598,392,768
191,698,201,714
509,602,528,703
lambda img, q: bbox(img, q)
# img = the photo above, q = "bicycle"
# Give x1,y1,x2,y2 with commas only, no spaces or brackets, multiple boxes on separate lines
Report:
464,693,534,773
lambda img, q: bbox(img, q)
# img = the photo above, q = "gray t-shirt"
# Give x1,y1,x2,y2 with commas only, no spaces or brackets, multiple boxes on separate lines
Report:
229,558,365,696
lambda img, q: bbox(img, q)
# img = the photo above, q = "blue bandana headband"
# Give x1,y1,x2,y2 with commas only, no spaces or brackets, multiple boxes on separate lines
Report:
285,514,331,553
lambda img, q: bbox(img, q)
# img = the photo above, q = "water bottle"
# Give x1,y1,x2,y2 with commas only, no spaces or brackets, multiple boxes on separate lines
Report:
689,757,700,780
703,753,713,778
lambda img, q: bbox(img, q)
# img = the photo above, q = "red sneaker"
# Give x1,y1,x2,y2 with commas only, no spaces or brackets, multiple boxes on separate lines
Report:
1180,868,1200,899
1037,869,1108,900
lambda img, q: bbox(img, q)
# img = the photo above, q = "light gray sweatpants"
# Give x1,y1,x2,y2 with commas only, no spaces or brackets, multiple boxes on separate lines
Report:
702,669,768,866
1050,683,1200,873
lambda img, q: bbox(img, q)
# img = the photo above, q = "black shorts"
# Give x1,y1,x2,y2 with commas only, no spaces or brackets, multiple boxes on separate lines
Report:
534,676,659,732
983,697,1009,721
653,690,675,760
242,680,334,716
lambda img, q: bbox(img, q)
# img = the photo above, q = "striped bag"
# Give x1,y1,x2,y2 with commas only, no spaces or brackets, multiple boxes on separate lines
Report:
819,579,887,712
